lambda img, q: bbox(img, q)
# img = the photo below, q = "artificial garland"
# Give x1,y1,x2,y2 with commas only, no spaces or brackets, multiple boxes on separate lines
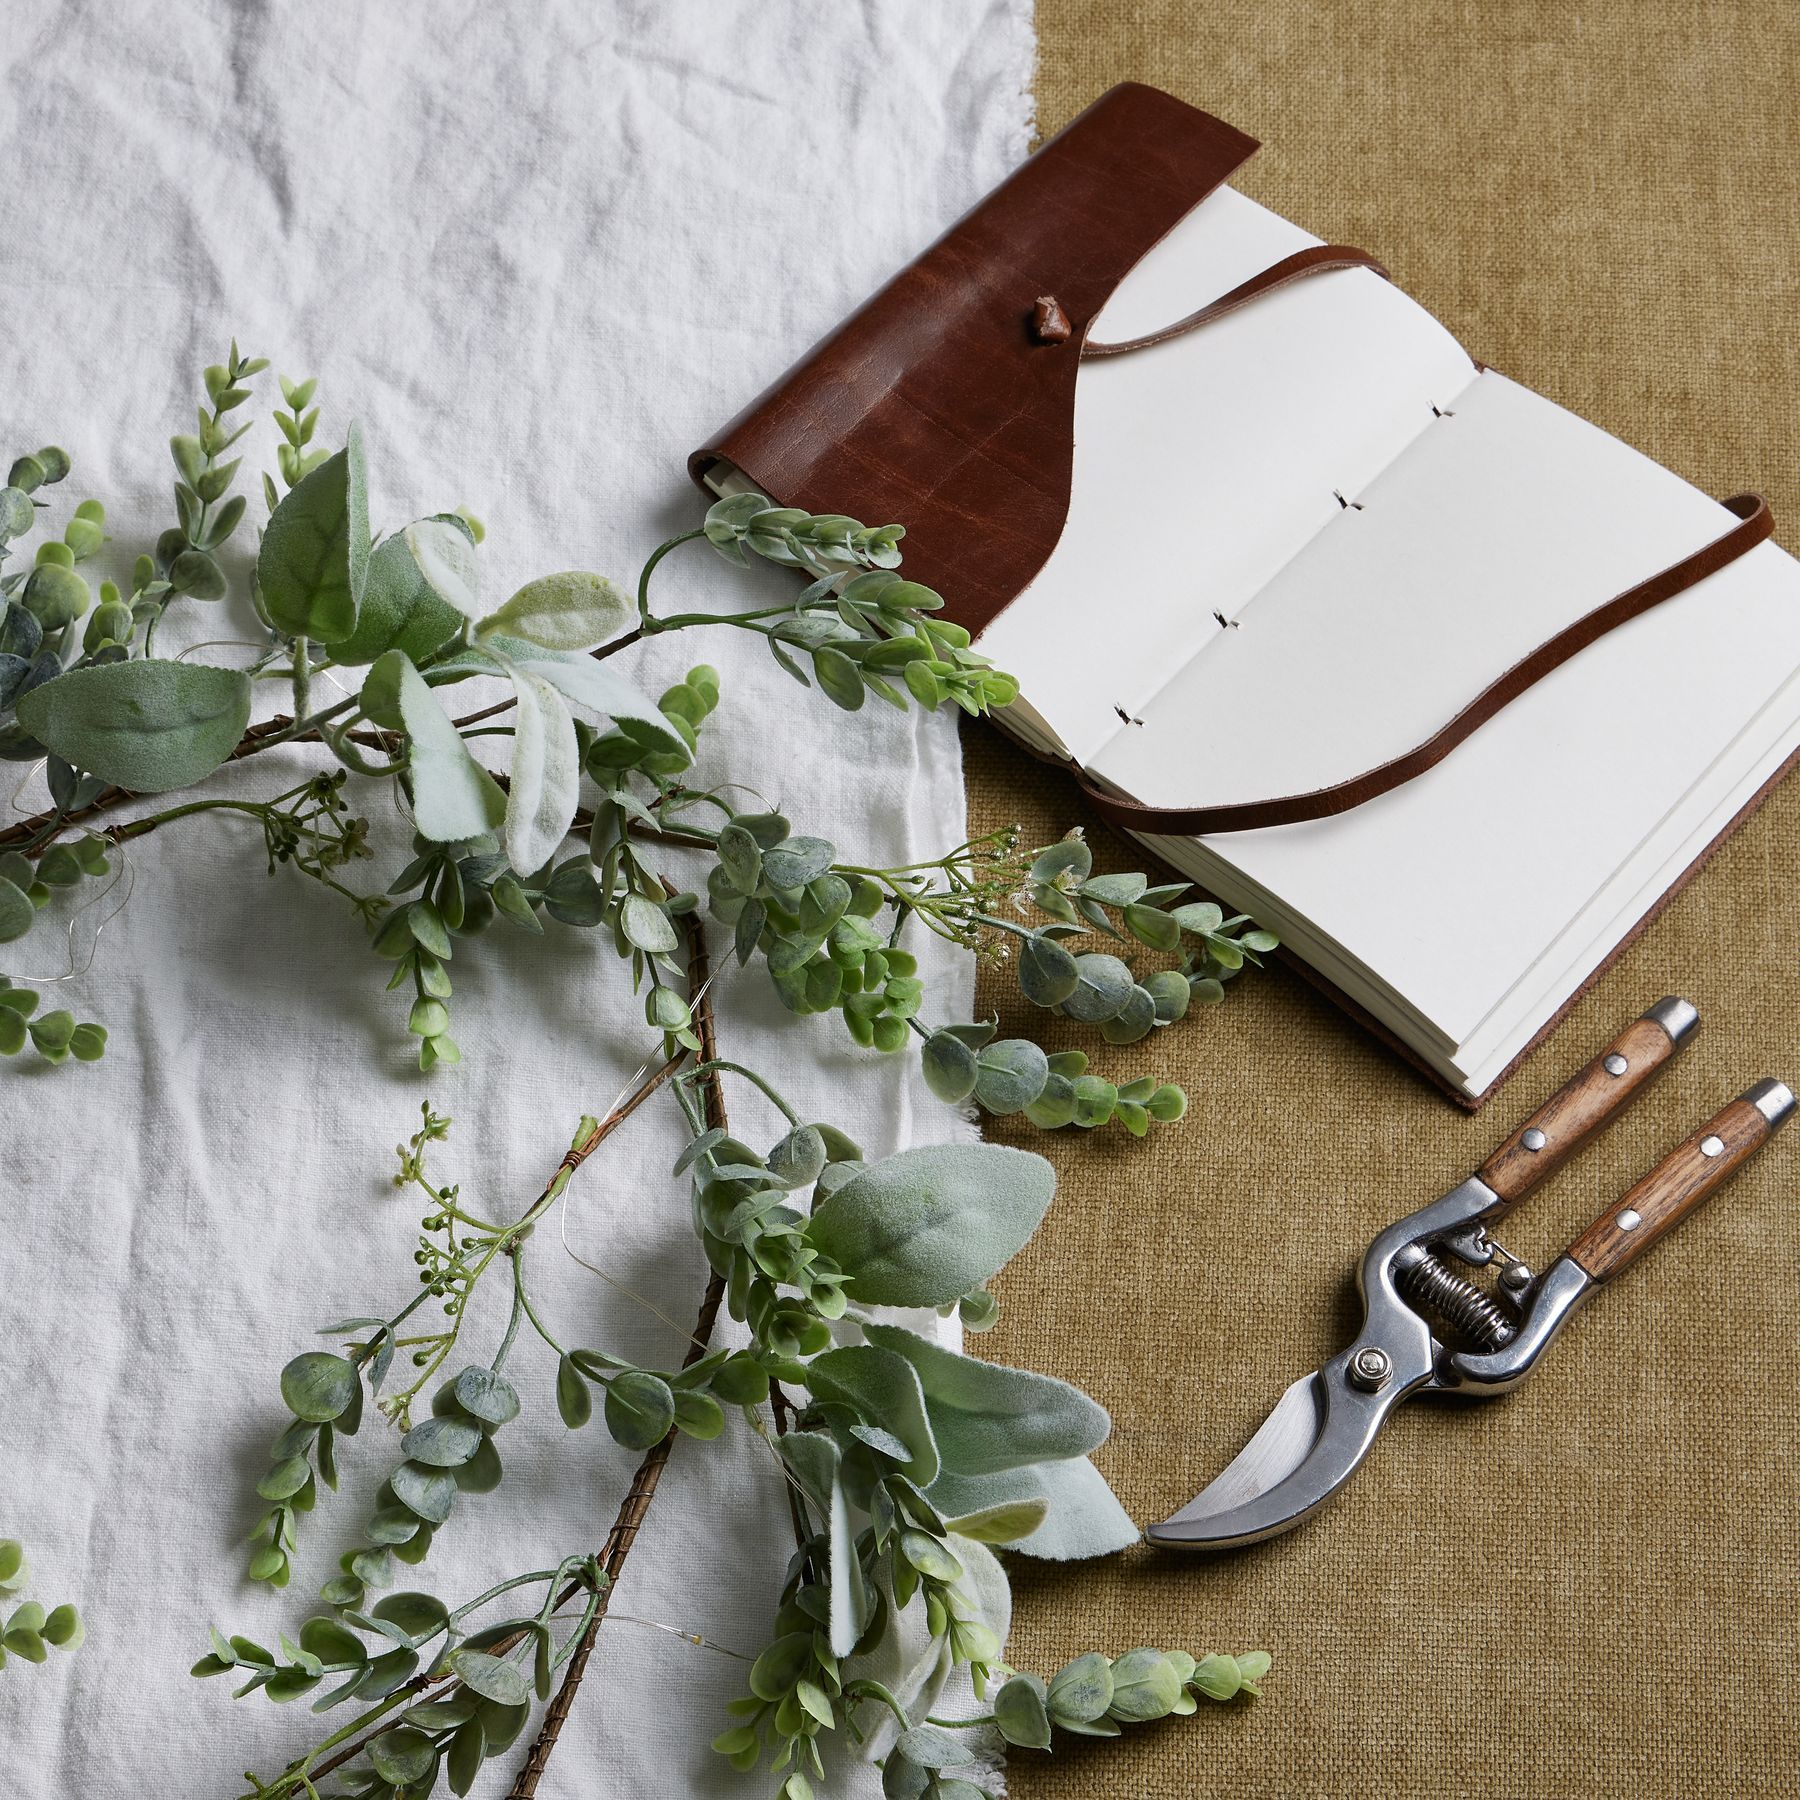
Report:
2,348,1277,1796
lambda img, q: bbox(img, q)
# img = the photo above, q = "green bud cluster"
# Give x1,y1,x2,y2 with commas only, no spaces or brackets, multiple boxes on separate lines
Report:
0,1538,84,1671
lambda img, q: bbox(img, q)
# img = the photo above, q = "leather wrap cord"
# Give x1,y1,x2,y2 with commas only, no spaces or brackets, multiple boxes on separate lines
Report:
1077,491,1774,836
1081,243,1392,357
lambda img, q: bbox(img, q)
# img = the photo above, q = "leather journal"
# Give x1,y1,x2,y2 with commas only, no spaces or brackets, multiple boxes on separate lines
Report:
690,82,1800,1108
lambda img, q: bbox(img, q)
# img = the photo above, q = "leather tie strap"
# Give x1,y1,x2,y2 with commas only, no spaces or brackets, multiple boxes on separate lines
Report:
1076,491,1774,836
1081,244,1392,359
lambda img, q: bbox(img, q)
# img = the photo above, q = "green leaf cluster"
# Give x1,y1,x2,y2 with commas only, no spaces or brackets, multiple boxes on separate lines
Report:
327,1362,520,1614
0,1538,83,1672
160,340,266,604
705,814,925,1051
554,1342,766,1448
0,977,106,1066
881,1648,1272,1796
701,492,1016,716
246,1350,367,1588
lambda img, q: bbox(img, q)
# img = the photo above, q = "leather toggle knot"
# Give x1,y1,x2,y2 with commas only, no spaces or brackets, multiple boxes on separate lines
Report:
1031,295,1072,344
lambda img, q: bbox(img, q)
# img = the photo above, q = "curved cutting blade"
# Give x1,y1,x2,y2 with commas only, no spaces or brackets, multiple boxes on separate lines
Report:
1147,1341,1431,1550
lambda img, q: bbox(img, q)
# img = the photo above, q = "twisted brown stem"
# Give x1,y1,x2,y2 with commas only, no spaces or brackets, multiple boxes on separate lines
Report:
506,912,728,1799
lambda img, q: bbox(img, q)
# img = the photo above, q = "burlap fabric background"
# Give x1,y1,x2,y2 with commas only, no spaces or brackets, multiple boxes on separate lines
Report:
970,6,1800,1795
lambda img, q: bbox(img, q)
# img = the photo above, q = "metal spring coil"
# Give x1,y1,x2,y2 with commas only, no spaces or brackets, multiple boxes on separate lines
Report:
1397,1249,1517,1351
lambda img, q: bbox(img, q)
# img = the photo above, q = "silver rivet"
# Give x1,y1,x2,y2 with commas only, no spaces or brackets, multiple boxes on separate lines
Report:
1522,1127,1547,1152
1349,1347,1392,1392
1700,1135,1725,1159
1500,1262,1533,1293
1604,1053,1629,1077
1616,1208,1643,1232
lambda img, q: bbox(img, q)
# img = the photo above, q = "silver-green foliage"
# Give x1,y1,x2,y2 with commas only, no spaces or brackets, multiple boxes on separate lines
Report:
0,1537,84,1672
206,1089,1268,1800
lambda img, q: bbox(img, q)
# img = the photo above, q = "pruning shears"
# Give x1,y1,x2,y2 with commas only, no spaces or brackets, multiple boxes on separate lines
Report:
1150,998,1794,1551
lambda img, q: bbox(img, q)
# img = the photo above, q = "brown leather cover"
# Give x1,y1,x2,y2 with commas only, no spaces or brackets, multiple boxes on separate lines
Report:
688,83,1258,637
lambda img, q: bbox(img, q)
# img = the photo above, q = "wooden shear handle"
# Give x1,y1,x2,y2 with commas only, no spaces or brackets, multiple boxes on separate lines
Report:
1478,998,1699,1212
1566,1082,1794,1281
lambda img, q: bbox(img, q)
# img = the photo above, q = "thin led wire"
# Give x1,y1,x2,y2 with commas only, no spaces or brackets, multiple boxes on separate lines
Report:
6,756,49,818
11,839,136,984
602,1613,752,1659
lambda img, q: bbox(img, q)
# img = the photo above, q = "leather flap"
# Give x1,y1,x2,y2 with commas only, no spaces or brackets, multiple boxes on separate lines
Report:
688,83,1258,633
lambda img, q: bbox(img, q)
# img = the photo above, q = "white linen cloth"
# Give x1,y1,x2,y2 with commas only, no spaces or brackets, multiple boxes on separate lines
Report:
0,3,1033,1793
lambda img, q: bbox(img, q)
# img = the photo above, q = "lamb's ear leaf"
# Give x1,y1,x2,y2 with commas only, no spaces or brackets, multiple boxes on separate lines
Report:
403,518,480,622
16,659,251,793
330,516,471,666
500,660,580,875
257,422,370,643
393,654,505,843
802,1142,1054,1307
805,1344,939,1487
827,1475,868,1659
927,1455,1138,1559
478,572,631,652
514,657,687,762
863,1322,1110,1477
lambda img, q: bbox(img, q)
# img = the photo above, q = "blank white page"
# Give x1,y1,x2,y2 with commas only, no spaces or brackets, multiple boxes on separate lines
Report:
975,185,1476,765
1092,371,1751,803
1107,376,1800,1044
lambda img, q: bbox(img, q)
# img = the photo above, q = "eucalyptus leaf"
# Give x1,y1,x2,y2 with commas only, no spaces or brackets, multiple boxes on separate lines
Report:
992,1672,1053,1749
920,1031,978,1105
280,1352,359,1424
603,1370,675,1450
16,660,251,793
1059,952,1134,1023
972,1038,1049,1116
448,1646,533,1706
1017,934,1080,1006
0,877,33,945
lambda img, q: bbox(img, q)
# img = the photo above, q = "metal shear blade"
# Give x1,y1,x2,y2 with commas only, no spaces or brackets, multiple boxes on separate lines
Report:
1150,1327,1434,1550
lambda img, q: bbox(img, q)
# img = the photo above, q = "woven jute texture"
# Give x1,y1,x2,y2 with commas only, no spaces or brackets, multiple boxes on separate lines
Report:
969,6,1800,1796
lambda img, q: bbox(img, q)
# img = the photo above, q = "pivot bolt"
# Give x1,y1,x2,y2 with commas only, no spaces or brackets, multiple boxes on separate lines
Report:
1349,1347,1393,1392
